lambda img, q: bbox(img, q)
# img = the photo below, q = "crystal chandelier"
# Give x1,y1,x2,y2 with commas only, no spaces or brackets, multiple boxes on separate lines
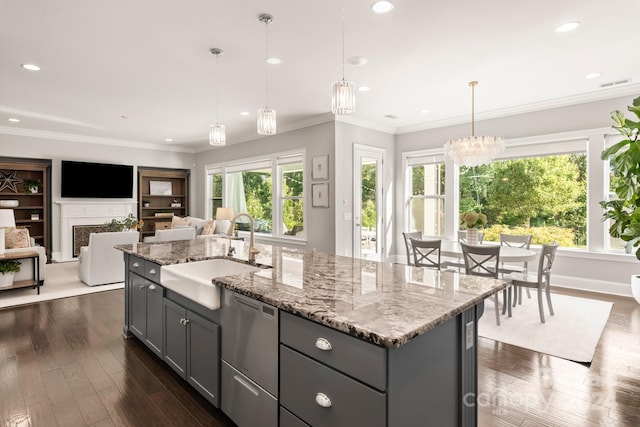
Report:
444,81,504,167
257,14,276,135
331,0,355,115
209,48,226,146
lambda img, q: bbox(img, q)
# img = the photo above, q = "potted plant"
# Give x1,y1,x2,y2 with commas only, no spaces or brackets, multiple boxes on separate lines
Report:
142,199,151,208
600,95,640,303
31,210,40,220
105,214,144,232
23,179,42,193
461,211,487,244
0,260,21,287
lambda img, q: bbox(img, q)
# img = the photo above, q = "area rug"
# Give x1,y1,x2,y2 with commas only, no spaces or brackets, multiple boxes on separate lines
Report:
478,291,613,363
0,261,124,310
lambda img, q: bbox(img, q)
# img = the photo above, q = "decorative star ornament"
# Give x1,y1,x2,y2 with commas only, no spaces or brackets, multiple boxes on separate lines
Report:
0,170,22,193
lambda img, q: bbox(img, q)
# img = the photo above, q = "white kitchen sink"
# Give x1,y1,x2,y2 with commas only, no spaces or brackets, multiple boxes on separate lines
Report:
160,259,264,310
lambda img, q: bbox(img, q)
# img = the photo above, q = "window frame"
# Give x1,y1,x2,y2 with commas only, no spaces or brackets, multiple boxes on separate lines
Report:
403,151,446,237
205,149,306,242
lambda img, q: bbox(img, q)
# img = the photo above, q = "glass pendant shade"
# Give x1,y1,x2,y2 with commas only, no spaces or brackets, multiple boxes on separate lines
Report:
444,80,504,166
444,136,505,167
332,79,355,115
209,123,226,146
257,108,276,135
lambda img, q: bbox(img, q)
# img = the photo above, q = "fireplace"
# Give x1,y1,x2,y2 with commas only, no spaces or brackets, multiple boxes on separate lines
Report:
55,201,138,261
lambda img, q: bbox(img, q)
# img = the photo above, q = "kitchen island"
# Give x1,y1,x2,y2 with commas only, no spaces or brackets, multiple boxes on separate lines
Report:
116,238,507,427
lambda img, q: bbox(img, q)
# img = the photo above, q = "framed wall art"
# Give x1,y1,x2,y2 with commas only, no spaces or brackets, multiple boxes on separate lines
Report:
312,155,329,180
312,182,329,208
149,181,172,195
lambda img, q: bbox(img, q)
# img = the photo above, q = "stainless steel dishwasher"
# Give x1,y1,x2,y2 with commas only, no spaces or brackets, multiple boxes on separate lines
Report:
220,289,278,427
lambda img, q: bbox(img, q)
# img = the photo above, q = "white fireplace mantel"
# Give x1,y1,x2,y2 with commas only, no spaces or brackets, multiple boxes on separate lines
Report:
54,200,138,261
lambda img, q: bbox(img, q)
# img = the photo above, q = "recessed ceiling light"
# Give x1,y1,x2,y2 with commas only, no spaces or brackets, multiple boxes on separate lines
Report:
21,63,41,71
347,56,368,66
8,118,20,123
371,1,394,14
266,57,281,65
555,21,580,33
358,86,370,92
420,109,430,114
585,72,601,79
240,111,250,116
165,138,173,142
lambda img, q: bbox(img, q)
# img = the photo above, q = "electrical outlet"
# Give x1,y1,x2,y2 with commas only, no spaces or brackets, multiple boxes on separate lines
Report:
465,321,474,350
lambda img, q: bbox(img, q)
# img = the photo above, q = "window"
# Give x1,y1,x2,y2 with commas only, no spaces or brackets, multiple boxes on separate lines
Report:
208,170,223,217
459,150,587,248
205,150,305,239
406,154,445,236
279,156,304,237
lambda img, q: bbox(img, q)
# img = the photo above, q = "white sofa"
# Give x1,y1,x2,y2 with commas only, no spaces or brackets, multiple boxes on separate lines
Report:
143,217,231,243
78,231,140,286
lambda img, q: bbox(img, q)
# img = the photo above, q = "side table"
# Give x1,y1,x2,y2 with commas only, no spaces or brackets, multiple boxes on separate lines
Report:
0,250,42,295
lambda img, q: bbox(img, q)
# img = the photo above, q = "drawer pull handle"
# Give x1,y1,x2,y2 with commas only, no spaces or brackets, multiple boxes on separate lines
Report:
315,393,332,408
315,337,332,351
234,375,259,396
148,284,157,291
132,262,140,268
148,268,157,275
139,285,146,290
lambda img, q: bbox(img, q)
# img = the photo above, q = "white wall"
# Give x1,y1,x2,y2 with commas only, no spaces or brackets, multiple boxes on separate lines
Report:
394,95,640,296
334,121,395,258
193,122,336,254
1,133,195,257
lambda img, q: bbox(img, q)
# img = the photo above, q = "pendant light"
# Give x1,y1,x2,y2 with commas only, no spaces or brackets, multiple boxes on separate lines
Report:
257,13,276,135
331,0,355,115
444,81,505,166
209,48,226,146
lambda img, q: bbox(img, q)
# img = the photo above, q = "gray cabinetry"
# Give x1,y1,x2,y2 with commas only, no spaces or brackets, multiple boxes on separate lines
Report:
128,259,163,357
163,298,220,407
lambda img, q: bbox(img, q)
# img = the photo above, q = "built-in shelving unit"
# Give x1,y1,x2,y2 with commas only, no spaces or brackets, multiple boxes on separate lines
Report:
0,157,52,258
137,167,190,239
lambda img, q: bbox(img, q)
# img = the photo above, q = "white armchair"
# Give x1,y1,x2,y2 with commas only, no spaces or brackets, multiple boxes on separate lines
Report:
1,208,47,284
78,231,140,286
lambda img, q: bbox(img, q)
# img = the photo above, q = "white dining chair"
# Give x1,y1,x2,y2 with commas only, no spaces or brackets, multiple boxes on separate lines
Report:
402,231,422,265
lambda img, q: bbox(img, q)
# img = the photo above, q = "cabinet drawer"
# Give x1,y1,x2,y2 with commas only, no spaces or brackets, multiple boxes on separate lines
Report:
280,346,386,427
221,361,277,427
128,256,145,276
145,261,161,283
280,312,386,391
280,407,309,427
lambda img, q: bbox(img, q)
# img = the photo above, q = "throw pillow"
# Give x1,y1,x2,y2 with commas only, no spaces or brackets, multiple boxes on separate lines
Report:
5,227,31,249
171,216,191,229
201,220,216,235
214,219,232,235
189,217,207,235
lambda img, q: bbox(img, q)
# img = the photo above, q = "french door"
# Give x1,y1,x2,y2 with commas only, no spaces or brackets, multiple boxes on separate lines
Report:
353,145,384,260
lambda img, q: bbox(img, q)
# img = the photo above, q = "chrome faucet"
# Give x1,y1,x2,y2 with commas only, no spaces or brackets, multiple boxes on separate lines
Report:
227,212,260,262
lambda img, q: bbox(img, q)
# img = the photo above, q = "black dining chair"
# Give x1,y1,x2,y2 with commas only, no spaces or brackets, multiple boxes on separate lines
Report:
503,242,559,323
410,238,442,270
461,243,510,325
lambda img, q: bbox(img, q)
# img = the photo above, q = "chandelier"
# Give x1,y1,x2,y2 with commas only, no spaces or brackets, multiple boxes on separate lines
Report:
331,0,355,115
444,81,504,167
257,14,277,135
209,48,225,146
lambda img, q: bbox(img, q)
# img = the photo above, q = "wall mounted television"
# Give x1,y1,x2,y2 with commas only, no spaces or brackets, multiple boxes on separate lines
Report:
61,160,134,198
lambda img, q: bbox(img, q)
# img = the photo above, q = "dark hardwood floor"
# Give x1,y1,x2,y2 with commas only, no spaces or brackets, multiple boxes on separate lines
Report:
1,287,638,426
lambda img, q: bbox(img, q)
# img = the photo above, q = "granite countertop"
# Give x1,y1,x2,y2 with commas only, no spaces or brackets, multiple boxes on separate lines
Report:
116,237,507,348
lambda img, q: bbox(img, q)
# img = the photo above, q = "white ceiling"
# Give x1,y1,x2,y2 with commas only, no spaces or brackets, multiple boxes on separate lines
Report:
2,0,639,152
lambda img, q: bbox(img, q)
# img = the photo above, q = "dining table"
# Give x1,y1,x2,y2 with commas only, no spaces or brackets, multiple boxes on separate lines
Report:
439,239,537,263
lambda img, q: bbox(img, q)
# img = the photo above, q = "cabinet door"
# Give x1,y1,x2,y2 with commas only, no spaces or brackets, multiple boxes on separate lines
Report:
129,273,147,340
163,299,187,378
187,310,220,407
145,282,164,357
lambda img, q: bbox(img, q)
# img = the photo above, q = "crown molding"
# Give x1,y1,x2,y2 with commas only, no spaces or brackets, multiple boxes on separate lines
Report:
0,126,197,153
335,115,397,135
396,83,640,135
